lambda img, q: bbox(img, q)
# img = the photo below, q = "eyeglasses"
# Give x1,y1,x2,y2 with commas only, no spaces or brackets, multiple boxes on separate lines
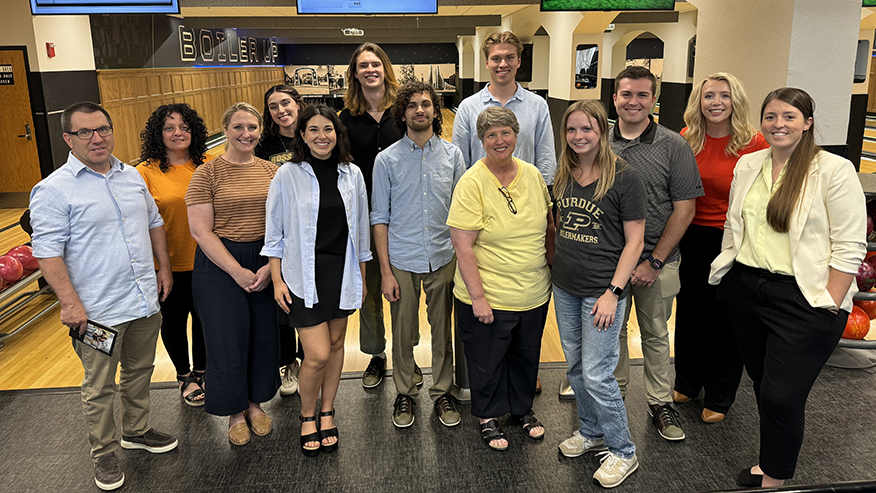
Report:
498,186,517,214
66,126,113,140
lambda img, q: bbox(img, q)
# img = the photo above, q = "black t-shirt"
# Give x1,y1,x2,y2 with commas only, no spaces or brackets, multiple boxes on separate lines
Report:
553,162,647,299
255,134,295,166
308,156,348,256
338,108,402,200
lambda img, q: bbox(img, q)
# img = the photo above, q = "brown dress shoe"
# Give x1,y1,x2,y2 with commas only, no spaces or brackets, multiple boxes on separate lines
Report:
248,412,273,436
701,408,725,423
672,390,691,403
535,376,542,394
228,421,251,445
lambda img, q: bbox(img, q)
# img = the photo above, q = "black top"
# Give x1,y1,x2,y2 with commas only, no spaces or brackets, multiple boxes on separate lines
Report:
338,108,402,200
254,134,295,166
309,156,349,256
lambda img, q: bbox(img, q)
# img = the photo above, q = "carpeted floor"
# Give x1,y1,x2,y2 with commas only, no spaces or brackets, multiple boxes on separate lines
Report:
2,363,875,492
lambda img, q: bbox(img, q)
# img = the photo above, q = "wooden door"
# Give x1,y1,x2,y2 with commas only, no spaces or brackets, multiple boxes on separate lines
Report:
0,49,42,193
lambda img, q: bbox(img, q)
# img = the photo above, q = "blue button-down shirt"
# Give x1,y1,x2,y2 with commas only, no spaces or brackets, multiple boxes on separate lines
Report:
261,161,372,309
451,82,557,185
30,152,164,326
371,134,466,274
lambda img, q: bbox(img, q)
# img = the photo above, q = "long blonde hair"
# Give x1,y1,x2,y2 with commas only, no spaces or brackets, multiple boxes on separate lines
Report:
343,43,399,116
554,100,618,203
683,72,756,156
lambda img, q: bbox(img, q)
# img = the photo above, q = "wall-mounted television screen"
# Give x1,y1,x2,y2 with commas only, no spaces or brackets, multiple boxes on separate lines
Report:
865,0,876,6
30,0,180,15
297,0,437,15
541,0,675,11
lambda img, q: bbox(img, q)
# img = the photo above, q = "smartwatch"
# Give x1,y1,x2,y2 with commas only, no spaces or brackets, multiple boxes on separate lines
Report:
648,254,664,270
608,284,623,297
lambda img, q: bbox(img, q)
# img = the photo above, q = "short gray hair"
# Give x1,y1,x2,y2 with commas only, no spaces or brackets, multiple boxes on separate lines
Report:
476,106,519,142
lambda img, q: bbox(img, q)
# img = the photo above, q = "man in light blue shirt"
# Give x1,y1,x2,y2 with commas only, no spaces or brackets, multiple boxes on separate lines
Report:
452,31,557,186
30,102,177,492
372,82,466,429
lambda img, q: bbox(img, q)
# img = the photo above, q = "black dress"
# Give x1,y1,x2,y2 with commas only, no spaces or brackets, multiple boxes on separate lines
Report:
285,156,354,327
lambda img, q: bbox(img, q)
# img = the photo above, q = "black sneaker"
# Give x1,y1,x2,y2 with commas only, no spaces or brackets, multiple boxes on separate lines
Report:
392,394,416,428
647,403,685,441
362,356,386,388
120,428,179,453
94,452,125,491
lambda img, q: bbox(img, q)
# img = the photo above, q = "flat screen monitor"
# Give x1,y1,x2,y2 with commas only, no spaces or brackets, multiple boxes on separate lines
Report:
297,0,437,15
541,0,675,12
865,0,876,6
30,0,180,15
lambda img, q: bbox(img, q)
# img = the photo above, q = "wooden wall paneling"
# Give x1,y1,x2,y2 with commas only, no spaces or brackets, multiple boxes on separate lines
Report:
869,60,876,113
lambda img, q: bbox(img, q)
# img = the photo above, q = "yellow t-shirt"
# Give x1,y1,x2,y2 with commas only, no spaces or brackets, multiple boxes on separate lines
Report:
447,158,552,311
137,160,198,272
737,152,794,275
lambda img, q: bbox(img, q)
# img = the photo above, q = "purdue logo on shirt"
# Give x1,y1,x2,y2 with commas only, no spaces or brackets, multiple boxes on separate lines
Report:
558,197,603,244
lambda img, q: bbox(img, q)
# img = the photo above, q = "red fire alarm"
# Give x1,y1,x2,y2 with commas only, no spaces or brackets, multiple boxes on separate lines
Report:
46,43,55,58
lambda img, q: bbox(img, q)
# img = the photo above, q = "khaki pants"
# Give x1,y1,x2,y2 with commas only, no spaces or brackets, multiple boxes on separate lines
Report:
390,259,455,400
614,259,680,406
74,312,161,459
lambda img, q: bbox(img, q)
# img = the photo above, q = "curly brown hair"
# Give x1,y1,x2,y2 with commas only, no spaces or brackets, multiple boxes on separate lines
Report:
139,103,208,172
391,81,443,136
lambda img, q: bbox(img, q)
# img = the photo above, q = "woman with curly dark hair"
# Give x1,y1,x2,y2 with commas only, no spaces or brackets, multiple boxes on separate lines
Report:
138,103,209,407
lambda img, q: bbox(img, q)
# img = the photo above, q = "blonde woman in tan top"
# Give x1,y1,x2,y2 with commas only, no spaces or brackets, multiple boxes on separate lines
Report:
186,102,279,446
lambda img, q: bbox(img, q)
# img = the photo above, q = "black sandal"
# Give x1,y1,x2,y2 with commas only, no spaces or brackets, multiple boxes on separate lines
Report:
318,410,339,453
480,418,508,451
177,374,205,407
513,410,545,440
299,415,320,457
191,370,205,388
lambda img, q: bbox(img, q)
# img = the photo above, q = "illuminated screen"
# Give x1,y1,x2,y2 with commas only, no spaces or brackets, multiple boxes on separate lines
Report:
866,0,876,6
30,0,180,15
297,0,437,15
541,0,675,11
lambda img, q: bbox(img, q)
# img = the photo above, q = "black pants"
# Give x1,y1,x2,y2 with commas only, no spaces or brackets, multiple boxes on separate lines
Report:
278,317,304,367
456,298,548,418
675,224,744,413
717,263,847,479
192,239,280,416
159,270,206,376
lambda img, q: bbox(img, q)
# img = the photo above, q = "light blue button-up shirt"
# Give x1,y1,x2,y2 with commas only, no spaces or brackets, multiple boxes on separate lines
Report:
451,82,557,185
371,134,466,274
30,152,164,326
261,161,372,309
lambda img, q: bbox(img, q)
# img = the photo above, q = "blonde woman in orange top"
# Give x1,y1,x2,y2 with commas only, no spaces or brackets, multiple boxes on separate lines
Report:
138,103,209,407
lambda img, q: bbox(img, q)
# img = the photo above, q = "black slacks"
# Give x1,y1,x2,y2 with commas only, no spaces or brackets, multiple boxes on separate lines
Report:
455,298,549,418
192,239,280,416
159,270,206,375
675,224,744,413
717,263,847,479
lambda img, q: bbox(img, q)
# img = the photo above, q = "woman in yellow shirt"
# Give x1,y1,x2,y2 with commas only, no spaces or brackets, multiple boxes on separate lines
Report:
138,103,208,407
448,107,555,451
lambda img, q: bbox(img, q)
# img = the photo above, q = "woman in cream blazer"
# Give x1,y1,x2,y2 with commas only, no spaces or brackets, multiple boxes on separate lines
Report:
708,87,866,488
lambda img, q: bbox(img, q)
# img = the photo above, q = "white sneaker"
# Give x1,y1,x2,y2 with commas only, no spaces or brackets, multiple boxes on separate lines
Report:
558,430,608,458
279,361,299,396
593,451,638,488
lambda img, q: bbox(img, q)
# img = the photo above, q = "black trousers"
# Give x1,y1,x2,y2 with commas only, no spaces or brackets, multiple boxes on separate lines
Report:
159,270,206,375
456,298,549,418
717,263,847,479
675,224,744,413
278,316,304,367
192,239,280,416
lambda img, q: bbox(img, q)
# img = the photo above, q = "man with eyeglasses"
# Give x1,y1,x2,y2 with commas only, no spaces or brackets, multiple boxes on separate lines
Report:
30,101,177,491
371,81,466,429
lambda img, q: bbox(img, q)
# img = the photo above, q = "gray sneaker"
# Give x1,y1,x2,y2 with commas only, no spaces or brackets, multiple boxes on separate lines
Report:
362,356,386,388
558,430,608,458
94,452,125,491
392,394,415,428
434,394,461,427
647,403,685,441
593,451,638,488
413,364,424,387
120,428,179,454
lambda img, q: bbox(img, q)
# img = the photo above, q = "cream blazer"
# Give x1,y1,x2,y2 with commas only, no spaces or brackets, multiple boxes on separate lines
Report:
708,148,866,312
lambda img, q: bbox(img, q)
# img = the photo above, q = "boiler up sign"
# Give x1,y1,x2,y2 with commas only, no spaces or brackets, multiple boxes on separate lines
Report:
178,25,278,65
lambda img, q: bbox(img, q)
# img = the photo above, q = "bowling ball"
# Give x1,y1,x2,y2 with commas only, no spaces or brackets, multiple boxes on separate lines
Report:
856,259,876,292
0,255,23,289
6,245,37,275
853,289,876,320
842,306,871,340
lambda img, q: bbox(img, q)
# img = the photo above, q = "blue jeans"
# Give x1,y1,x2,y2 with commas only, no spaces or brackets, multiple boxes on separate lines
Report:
554,284,635,459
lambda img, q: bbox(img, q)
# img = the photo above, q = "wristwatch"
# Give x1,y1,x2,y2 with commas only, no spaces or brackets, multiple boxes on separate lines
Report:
608,284,623,297
648,254,664,270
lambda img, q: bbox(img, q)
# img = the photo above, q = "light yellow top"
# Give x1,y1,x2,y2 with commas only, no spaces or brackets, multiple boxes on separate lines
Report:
736,152,794,275
447,158,552,311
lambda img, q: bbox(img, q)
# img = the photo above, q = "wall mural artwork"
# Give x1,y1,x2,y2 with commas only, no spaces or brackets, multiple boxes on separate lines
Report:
284,63,457,95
